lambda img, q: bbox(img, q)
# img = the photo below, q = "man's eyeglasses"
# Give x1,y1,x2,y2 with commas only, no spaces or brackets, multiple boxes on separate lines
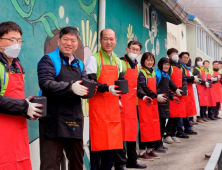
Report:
0,38,25,45
128,48,140,52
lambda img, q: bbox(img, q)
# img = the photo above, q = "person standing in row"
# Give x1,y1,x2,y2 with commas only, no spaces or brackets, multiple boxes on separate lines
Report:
114,40,146,170
85,29,123,170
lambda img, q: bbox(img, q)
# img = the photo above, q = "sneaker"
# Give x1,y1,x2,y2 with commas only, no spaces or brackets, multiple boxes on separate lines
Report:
161,145,168,150
184,130,198,135
197,118,204,123
163,136,174,144
171,136,180,143
176,132,189,138
148,151,160,159
138,153,154,161
202,118,209,122
154,147,166,153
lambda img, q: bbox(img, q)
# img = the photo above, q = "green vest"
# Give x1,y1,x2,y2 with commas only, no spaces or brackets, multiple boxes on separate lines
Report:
140,67,156,84
0,62,9,96
204,68,213,75
92,48,122,79
121,59,139,76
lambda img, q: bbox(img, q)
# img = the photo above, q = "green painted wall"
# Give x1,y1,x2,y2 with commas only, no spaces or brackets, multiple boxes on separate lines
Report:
105,0,167,65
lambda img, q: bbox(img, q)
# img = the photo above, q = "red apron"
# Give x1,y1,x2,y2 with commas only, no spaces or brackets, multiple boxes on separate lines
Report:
185,70,197,116
120,59,138,141
169,66,186,118
212,71,222,103
206,73,216,107
89,51,123,151
196,70,209,106
138,69,161,142
0,62,32,170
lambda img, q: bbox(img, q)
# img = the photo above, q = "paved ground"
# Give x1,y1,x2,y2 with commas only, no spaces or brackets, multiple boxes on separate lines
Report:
132,114,222,170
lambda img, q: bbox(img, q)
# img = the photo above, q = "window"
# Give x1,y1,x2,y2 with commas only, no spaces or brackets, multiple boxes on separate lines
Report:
143,1,150,29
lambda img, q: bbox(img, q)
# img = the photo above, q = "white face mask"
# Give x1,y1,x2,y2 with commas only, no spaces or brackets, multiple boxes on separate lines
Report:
197,61,203,66
172,55,179,62
2,44,21,59
128,52,138,61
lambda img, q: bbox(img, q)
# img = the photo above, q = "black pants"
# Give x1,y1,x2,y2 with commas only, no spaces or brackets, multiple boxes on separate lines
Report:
165,117,180,137
90,150,116,170
39,123,83,170
198,106,207,118
156,118,166,148
114,142,138,168
214,102,220,117
138,129,158,149
208,107,214,117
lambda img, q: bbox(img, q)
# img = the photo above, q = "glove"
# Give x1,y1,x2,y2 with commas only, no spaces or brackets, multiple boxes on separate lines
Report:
157,94,167,103
175,89,182,97
71,80,88,96
119,100,123,113
109,85,121,96
173,96,180,104
26,96,43,120
205,82,210,88
211,77,218,82
194,76,201,84
218,75,221,79
143,96,153,106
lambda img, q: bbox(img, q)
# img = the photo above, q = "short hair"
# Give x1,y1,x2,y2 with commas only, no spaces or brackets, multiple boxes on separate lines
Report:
100,29,116,39
179,52,190,58
203,60,210,65
218,61,222,64
213,61,219,65
141,52,155,68
59,26,80,40
127,41,142,50
167,48,178,56
186,58,192,67
158,57,170,70
0,21,22,38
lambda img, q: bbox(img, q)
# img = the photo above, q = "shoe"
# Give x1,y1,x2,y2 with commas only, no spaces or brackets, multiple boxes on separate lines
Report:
154,147,166,153
197,118,204,123
176,133,189,138
138,153,154,161
163,136,174,144
161,145,168,150
189,121,195,125
126,162,147,169
115,166,127,170
209,116,217,120
194,122,198,125
171,136,180,143
148,151,160,159
206,117,210,120
215,116,221,119
202,118,209,122
184,130,198,135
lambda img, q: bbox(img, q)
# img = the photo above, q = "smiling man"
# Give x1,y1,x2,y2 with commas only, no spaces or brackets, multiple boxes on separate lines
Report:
37,26,88,170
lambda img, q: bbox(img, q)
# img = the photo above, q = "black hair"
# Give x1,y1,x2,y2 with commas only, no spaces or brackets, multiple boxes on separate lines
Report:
167,48,178,56
179,52,190,58
59,26,80,40
203,60,210,65
127,40,142,50
213,61,219,65
157,57,170,70
194,57,202,67
100,29,116,39
0,21,22,38
141,52,155,68
218,61,222,64
186,58,192,67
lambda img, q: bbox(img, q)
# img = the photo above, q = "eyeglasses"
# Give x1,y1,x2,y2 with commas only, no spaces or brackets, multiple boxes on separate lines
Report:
182,57,189,60
128,48,140,52
0,38,24,45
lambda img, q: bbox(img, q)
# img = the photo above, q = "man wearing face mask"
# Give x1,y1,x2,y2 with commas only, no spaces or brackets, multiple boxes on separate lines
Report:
114,41,147,170
0,21,44,169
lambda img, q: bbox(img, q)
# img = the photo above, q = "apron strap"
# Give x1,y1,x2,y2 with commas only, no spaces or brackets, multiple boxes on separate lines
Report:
100,51,118,68
15,62,23,74
124,57,138,70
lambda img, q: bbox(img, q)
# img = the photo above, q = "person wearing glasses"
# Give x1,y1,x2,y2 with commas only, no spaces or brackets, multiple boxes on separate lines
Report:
37,27,88,170
0,21,43,169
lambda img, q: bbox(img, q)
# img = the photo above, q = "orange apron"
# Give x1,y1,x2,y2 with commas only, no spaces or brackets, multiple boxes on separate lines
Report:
169,66,186,118
120,58,138,141
206,73,216,107
89,51,123,151
0,62,32,170
138,69,161,142
185,70,197,117
212,71,222,103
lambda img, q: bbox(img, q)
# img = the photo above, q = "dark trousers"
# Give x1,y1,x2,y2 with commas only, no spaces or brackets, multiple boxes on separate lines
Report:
198,106,207,118
39,123,83,170
208,107,214,117
214,102,220,117
138,130,158,149
90,150,116,170
177,117,192,134
114,142,137,168
156,118,166,148
165,117,180,137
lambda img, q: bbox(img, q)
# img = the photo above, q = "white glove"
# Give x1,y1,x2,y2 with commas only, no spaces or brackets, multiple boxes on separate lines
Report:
175,89,182,97
109,85,120,96
194,76,201,84
157,94,167,103
211,77,218,82
26,96,43,120
71,80,88,96
218,75,221,79
205,82,210,88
